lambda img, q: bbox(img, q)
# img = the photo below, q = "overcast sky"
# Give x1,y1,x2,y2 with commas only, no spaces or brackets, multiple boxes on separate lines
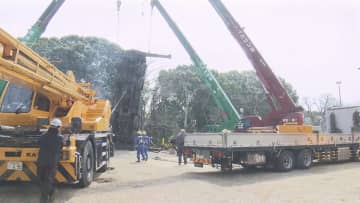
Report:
1,0,359,105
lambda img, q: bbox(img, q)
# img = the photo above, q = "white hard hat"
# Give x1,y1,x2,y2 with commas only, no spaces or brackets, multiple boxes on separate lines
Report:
50,118,62,127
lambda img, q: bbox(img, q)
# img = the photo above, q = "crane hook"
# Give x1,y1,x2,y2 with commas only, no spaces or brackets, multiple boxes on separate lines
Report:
117,0,122,12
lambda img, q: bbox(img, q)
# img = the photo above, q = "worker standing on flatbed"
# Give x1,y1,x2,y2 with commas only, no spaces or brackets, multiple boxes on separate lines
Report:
37,118,64,203
175,129,187,165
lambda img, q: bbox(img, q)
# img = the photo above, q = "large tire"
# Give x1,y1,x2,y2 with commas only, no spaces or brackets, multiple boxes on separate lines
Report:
276,150,295,172
79,141,95,188
295,149,313,169
220,158,232,172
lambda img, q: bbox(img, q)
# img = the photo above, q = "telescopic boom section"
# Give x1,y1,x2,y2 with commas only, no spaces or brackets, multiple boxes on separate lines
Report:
151,0,240,130
22,0,65,46
208,0,303,126
0,28,95,102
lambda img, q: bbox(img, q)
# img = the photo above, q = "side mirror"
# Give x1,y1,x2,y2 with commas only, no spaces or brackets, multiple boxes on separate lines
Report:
71,117,82,133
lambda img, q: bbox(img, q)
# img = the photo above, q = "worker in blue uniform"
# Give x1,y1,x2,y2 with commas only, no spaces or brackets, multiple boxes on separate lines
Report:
135,130,145,162
142,131,151,161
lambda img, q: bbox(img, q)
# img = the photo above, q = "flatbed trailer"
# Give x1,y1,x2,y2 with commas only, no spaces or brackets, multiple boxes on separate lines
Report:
185,129,360,171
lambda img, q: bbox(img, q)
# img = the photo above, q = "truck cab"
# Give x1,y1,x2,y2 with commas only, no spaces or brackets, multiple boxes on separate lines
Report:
0,80,51,129
323,106,360,134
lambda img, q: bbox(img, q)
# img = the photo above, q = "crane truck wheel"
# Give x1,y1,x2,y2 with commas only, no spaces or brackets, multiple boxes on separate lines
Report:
79,141,95,188
276,150,295,172
220,157,232,172
295,149,312,169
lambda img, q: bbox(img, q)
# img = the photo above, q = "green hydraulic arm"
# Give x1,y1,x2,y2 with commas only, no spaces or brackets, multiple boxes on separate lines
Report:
22,0,66,47
151,0,240,131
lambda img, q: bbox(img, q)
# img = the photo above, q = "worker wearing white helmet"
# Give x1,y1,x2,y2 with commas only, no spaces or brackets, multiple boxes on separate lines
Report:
37,118,64,203
135,130,145,162
50,118,62,128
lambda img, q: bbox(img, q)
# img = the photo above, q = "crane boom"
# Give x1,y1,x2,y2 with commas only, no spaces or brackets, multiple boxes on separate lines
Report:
0,28,94,101
22,0,65,46
126,50,171,59
209,0,303,126
151,0,240,130
0,28,112,132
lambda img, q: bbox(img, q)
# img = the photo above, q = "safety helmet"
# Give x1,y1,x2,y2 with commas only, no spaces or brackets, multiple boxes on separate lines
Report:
50,118,62,128
180,129,185,133
136,130,142,135
142,130,147,135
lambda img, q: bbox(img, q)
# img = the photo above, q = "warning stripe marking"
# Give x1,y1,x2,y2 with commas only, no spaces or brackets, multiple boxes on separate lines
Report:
55,169,67,183
26,162,37,176
0,161,78,183
58,164,75,182
0,161,7,175
0,161,14,181
8,170,30,181
61,163,77,181
23,163,37,181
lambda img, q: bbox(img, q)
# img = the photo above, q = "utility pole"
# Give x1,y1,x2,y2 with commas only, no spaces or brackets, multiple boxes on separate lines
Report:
336,81,342,106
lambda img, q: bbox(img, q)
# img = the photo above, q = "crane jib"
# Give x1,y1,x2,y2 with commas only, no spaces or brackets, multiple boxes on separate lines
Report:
151,0,241,130
209,0,298,112
22,0,66,46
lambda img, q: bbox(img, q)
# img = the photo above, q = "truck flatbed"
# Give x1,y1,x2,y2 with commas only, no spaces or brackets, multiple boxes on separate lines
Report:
185,130,360,171
186,132,359,150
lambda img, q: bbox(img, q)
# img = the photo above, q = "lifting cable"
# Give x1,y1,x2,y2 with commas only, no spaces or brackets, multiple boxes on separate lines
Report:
147,3,154,54
116,0,122,42
111,90,127,114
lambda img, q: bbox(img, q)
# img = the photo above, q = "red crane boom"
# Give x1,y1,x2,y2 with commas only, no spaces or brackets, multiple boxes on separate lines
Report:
208,0,303,128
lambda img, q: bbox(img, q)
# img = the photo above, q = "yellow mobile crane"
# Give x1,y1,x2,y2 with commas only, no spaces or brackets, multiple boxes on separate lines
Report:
0,28,114,187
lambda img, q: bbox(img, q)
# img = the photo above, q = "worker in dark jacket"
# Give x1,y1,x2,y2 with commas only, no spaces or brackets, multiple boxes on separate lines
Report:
37,118,63,203
175,129,187,165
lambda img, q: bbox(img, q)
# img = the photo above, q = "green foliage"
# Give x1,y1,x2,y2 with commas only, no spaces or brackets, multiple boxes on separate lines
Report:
32,36,147,147
32,36,125,99
148,66,299,139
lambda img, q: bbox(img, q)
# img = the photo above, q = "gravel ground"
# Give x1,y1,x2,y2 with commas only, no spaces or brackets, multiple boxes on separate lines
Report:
1,150,360,203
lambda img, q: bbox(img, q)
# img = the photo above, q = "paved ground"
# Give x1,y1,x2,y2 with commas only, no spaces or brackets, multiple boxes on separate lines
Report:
1,150,360,203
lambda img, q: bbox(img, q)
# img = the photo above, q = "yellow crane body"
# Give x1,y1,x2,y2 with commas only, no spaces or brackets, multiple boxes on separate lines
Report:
0,28,114,187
